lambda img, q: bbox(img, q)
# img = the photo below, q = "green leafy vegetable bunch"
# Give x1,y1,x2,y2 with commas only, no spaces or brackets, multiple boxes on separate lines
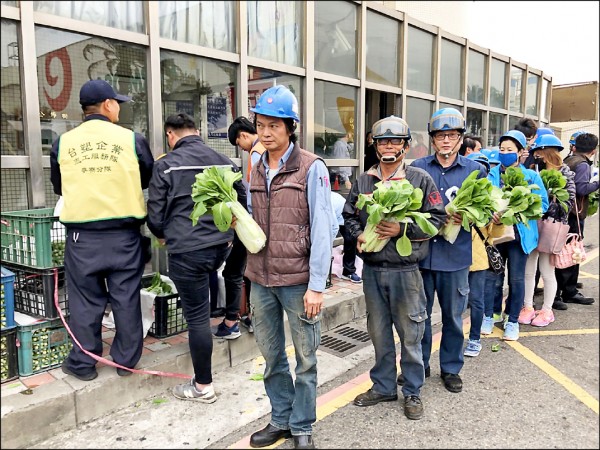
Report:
540,169,570,212
498,167,543,228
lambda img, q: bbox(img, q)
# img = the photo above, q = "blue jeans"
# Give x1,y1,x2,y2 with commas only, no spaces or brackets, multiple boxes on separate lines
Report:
483,270,503,317
362,265,427,398
496,240,528,324
168,243,231,385
421,268,469,375
250,282,320,436
467,270,486,341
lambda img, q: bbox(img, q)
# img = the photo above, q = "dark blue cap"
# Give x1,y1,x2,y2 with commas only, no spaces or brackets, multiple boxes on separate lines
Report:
79,79,131,106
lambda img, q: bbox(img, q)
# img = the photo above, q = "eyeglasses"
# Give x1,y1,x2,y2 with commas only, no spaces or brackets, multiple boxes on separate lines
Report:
433,132,461,141
376,138,404,146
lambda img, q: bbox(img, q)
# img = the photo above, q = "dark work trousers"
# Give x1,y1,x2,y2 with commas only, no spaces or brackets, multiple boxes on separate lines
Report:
340,224,357,276
168,242,232,385
222,234,248,322
64,229,144,376
555,214,586,300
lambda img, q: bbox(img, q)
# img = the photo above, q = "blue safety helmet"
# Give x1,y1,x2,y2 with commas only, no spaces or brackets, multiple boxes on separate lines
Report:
532,134,564,151
250,85,300,122
427,108,466,135
499,130,527,150
466,152,490,172
569,130,585,146
371,115,411,141
536,127,555,137
481,149,501,165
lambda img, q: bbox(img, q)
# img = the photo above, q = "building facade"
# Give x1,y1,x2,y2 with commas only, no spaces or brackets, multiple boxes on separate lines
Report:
1,1,553,211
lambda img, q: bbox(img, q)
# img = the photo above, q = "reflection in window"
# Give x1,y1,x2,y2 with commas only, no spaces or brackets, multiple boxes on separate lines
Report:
44,168,59,208
315,1,357,78
248,67,303,147
525,74,539,116
440,39,463,100
33,1,144,33
490,59,506,109
1,169,29,211
467,50,485,104
405,97,432,160
161,50,237,159
540,79,550,121
466,109,484,138
1,19,24,156
366,11,399,86
488,112,505,148
407,27,434,94
248,1,303,67
35,26,149,155
158,1,235,52
508,116,520,130
509,67,523,112
1,1,17,6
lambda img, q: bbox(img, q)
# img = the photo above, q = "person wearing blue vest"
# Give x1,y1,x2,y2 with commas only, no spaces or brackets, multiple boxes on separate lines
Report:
50,79,154,381
486,130,549,341
409,108,487,394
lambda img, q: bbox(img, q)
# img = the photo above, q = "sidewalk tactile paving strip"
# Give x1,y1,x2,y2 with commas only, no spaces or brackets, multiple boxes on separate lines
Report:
319,324,371,357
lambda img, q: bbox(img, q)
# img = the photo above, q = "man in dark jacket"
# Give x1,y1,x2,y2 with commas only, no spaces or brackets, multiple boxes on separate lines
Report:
147,113,246,403
344,116,446,421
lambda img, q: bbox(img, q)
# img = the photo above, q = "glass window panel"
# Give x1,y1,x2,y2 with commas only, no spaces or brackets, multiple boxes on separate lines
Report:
488,112,505,148
161,50,237,159
466,108,484,138
440,39,463,100
509,66,523,112
490,59,506,109
33,1,144,33
439,102,460,111
467,49,485,104
366,11,399,86
248,67,303,147
508,115,520,130
35,26,149,157
407,26,434,94
44,168,59,208
405,97,432,160
540,79,550,121
526,73,539,116
1,169,29,211
247,1,303,67
315,1,357,78
1,19,24,156
1,1,17,6
158,1,235,52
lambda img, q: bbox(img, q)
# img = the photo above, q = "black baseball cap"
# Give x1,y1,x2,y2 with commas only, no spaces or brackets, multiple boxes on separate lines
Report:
79,79,131,106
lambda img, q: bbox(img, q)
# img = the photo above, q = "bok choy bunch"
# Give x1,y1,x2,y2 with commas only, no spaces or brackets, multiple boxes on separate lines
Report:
439,170,497,244
190,166,266,253
539,169,570,212
498,167,543,228
356,179,438,256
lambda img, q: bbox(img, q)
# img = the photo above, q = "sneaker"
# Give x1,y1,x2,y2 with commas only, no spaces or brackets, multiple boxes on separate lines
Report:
172,377,217,403
213,321,241,340
518,306,536,325
502,322,519,341
480,316,495,335
492,313,504,323
463,339,482,357
531,309,555,327
341,272,362,283
403,395,424,420
241,316,254,333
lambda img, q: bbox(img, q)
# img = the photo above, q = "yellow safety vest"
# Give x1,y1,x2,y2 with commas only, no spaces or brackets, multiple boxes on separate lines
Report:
58,120,146,223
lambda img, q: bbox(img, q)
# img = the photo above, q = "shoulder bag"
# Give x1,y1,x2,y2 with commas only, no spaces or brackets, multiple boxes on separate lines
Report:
537,218,569,254
474,226,505,274
550,207,587,269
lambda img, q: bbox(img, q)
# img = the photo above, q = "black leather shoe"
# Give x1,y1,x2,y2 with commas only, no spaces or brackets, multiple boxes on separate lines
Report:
293,435,315,449
563,293,595,305
250,424,292,448
441,372,462,393
117,367,133,377
353,388,398,407
552,298,568,310
61,361,98,381
397,366,430,386
404,395,424,420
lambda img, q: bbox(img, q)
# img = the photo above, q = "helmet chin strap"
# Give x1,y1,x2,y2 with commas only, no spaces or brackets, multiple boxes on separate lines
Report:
377,147,406,163
435,139,461,159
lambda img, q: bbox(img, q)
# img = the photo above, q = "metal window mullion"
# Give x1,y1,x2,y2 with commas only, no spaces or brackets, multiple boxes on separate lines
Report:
146,1,164,160
304,1,314,152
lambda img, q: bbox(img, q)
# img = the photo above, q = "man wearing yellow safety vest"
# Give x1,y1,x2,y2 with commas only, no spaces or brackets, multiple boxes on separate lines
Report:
50,79,154,381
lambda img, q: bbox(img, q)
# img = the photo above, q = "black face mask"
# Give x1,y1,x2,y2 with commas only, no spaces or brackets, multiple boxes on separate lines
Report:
535,159,546,171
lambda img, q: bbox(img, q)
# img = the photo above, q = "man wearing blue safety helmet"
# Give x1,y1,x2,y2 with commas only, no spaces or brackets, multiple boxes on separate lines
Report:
244,85,334,450
344,115,445,420
410,108,487,394
567,130,585,158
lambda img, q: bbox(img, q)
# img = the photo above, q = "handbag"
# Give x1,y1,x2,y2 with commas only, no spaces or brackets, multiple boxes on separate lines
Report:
493,224,515,245
550,207,587,269
537,218,569,254
474,226,505,274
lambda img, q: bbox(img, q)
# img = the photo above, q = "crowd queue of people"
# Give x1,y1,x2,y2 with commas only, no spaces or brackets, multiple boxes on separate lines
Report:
51,79,598,449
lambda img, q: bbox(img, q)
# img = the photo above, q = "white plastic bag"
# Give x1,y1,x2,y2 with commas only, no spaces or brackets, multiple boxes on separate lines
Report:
331,245,363,279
